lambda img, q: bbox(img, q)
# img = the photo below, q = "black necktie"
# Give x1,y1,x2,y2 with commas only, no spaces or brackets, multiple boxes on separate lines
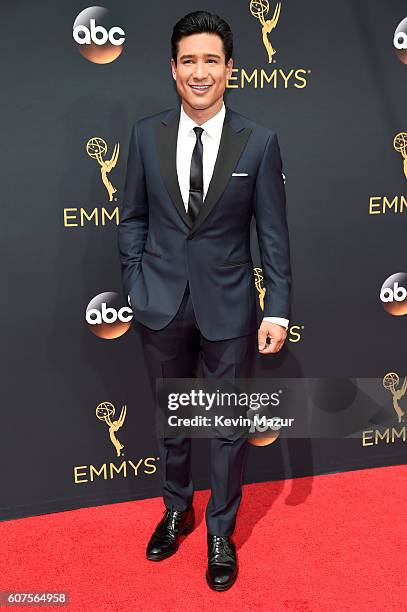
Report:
187,126,204,222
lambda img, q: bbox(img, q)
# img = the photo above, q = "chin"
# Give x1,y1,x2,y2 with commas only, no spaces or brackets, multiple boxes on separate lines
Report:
191,101,211,109
186,95,217,108
182,99,205,110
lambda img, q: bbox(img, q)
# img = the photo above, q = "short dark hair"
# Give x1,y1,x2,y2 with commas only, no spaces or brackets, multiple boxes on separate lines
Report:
171,11,233,64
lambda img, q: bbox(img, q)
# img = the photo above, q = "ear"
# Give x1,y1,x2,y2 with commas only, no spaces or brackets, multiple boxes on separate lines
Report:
170,58,177,81
226,57,234,79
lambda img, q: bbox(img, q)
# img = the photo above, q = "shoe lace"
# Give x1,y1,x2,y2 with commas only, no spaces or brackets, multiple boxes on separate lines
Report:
166,509,183,532
210,536,234,559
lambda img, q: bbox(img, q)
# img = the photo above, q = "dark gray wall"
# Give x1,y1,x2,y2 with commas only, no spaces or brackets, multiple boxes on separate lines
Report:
1,0,406,520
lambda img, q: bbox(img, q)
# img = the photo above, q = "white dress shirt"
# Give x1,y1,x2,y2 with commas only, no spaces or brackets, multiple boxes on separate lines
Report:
176,102,289,330
177,102,226,207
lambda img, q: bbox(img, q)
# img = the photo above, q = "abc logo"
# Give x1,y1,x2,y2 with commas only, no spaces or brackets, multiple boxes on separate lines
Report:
248,424,280,447
73,6,125,64
246,407,281,447
86,292,133,339
393,17,407,65
380,273,407,316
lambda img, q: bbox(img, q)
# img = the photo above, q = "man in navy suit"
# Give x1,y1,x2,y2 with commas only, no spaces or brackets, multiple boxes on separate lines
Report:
118,10,291,591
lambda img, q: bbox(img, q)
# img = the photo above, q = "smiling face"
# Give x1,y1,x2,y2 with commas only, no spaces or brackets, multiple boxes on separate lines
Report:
171,32,233,119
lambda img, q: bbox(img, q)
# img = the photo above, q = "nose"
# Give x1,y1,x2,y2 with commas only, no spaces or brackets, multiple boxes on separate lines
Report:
192,60,208,80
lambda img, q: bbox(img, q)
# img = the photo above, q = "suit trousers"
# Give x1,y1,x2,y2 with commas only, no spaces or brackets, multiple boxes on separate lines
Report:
137,283,257,535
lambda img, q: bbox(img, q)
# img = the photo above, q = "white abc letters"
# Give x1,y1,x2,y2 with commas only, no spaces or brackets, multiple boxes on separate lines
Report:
394,31,407,50
380,282,407,303
86,303,133,325
73,19,125,46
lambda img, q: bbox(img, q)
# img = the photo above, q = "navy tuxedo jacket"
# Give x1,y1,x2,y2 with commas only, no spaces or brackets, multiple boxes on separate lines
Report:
118,104,292,341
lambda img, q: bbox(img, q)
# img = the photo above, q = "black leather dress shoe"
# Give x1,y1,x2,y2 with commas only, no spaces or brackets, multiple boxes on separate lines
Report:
206,534,238,591
146,507,195,561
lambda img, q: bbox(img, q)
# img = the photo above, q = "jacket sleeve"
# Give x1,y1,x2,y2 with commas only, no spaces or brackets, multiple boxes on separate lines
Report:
254,132,292,319
117,121,149,296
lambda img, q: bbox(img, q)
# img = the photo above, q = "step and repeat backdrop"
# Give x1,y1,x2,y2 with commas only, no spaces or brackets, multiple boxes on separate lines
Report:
2,0,406,520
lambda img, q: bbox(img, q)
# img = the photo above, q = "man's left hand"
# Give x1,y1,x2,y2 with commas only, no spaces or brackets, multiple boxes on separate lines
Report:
258,321,287,354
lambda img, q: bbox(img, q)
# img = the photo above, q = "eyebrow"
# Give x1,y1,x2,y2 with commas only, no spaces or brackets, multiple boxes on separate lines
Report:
179,53,222,60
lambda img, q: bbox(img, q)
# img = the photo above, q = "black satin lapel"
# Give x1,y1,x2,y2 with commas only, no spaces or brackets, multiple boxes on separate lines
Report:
191,123,252,234
155,111,193,229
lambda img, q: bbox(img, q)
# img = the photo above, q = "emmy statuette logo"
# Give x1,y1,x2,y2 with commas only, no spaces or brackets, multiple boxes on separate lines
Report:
86,137,120,202
96,401,127,457
368,132,407,215
254,267,266,310
362,373,407,447
250,0,281,63
225,1,310,90
393,132,407,179
253,267,304,343
72,400,158,484
62,136,121,228
383,373,406,424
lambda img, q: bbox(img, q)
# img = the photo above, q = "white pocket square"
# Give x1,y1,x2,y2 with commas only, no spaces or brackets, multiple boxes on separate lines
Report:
231,172,249,176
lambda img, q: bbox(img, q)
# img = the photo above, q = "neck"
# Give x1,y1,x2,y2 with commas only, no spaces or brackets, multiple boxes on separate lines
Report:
181,98,223,125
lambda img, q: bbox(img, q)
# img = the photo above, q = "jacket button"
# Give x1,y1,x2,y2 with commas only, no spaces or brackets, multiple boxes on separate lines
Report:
187,234,194,240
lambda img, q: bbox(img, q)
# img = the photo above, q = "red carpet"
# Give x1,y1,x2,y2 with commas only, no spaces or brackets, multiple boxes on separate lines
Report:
1,465,406,611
